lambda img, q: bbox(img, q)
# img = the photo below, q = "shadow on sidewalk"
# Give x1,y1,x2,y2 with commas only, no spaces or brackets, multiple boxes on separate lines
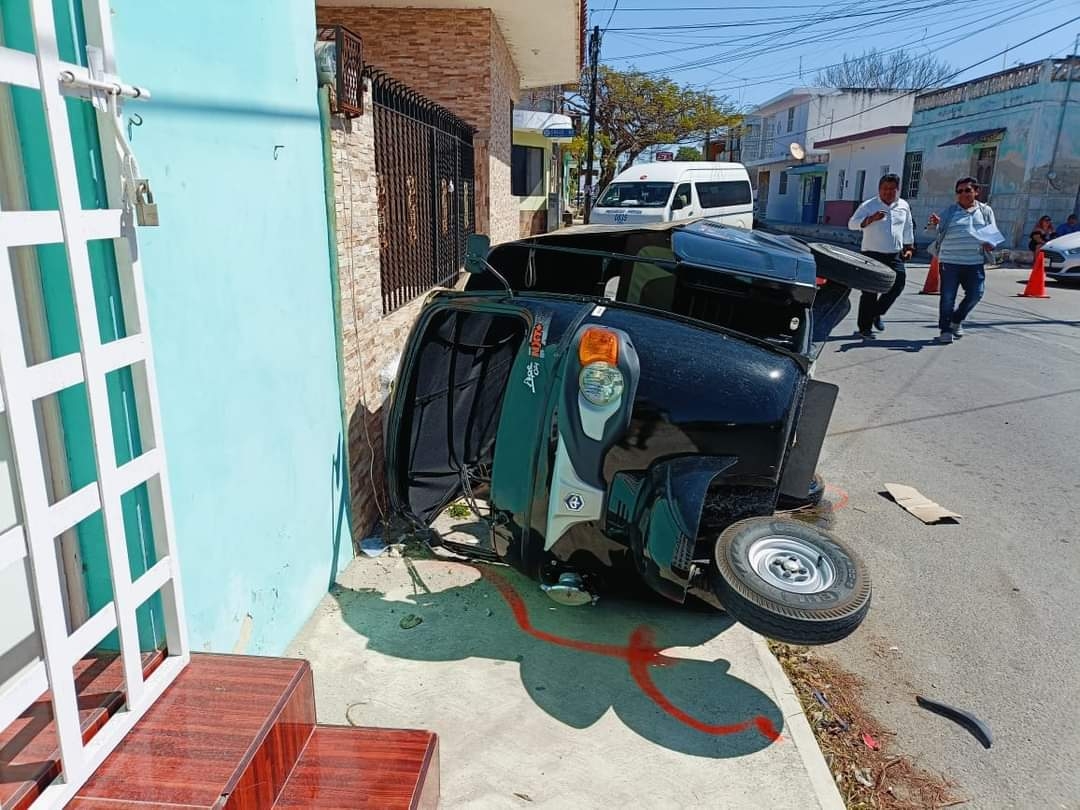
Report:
834,337,933,353
331,559,785,759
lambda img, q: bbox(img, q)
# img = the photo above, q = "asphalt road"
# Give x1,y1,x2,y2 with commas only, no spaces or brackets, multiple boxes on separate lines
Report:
814,262,1080,809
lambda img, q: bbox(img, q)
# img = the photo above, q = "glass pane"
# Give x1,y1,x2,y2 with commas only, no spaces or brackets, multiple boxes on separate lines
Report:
8,243,81,366
0,84,60,213
33,381,97,505
89,238,134,346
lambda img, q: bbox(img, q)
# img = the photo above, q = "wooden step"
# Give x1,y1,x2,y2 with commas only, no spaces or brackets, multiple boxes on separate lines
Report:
0,650,164,810
69,653,315,809
275,726,439,810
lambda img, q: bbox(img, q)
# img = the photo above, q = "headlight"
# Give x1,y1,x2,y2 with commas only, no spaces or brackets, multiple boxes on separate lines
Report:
579,362,624,406
1066,246,1080,255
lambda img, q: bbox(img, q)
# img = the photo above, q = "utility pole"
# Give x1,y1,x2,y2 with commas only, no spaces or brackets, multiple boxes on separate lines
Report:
583,25,601,224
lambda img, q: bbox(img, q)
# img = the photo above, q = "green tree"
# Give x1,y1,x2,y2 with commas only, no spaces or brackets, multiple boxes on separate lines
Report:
675,146,703,162
566,67,741,190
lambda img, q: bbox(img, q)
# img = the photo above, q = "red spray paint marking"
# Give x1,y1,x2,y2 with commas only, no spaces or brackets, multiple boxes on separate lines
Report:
822,484,850,514
481,568,782,743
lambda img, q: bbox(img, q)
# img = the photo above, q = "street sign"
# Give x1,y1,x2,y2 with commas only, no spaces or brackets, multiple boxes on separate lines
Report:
543,127,576,138
656,151,674,161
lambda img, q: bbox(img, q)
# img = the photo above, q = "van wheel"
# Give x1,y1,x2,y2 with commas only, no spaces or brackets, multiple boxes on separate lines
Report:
710,516,871,645
808,243,895,293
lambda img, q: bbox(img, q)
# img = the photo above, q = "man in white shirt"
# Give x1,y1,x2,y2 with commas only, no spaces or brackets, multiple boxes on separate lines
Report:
847,173,915,338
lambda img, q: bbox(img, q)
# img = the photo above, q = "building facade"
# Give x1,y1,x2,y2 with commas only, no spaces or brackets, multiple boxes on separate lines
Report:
741,88,913,224
512,89,575,237
903,58,1080,249
315,3,584,538
815,126,909,225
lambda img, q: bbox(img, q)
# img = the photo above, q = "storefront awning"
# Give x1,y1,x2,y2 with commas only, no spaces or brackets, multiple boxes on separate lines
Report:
513,110,575,142
939,127,1006,147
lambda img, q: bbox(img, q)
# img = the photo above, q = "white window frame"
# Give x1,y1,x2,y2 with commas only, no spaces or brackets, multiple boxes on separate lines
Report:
0,1,188,806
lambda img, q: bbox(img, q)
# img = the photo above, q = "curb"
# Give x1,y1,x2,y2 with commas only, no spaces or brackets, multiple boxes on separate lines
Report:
753,635,845,810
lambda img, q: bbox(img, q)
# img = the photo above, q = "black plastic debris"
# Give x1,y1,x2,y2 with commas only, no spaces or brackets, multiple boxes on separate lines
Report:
916,695,993,749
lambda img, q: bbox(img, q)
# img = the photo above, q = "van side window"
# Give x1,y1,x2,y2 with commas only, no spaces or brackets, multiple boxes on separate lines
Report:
696,181,752,208
673,183,692,210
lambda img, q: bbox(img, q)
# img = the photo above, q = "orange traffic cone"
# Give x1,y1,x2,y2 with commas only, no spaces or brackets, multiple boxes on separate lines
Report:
1019,250,1051,298
919,256,941,295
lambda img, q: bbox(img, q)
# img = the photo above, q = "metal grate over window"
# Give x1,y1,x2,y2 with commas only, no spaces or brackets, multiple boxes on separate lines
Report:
317,25,363,117
365,67,476,314
901,151,922,199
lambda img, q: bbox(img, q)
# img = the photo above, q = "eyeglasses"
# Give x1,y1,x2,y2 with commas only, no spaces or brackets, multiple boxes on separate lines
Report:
956,187,977,193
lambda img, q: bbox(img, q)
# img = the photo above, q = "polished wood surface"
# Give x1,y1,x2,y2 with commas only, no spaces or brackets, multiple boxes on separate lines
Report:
275,726,440,810
0,650,163,810
8,651,440,809
73,653,314,808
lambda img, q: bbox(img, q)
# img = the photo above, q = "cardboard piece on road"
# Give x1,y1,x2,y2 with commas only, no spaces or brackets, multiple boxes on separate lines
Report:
883,483,962,524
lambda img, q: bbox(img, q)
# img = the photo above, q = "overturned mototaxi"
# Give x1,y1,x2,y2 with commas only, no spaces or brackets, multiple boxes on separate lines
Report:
385,220,891,644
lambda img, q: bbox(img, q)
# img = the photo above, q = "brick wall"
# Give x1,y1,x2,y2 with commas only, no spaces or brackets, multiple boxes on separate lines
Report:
330,80,426,537
316,5,521,242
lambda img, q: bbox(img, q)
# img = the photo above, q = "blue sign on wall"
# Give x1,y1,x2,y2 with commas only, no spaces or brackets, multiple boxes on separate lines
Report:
543,127,576,138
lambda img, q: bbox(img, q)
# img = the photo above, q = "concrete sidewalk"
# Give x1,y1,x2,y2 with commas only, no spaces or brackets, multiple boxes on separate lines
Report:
287,553,843,809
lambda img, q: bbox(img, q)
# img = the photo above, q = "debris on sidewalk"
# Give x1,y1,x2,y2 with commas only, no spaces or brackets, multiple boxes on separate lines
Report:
399,614,423,630
882,483,962,525
770,641,961,809
916,695,993,749
812,689,850,730
360,536,389,557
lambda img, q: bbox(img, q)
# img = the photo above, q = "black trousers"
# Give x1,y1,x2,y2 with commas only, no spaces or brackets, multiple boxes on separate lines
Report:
857,251,907,332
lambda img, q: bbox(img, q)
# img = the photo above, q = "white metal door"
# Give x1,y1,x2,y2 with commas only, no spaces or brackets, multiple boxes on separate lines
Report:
0,1,188,806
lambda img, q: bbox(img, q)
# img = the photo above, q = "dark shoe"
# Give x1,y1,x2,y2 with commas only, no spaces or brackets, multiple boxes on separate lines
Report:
874,317,885,332
951,322,964,338
936,330,954,344
858,330,875,339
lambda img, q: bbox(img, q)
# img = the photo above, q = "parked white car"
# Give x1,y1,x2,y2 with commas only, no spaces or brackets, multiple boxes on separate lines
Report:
590,162,753,229
1042,231,1080,282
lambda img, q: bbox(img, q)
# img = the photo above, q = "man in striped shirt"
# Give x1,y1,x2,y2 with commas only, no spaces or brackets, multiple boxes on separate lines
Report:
927,177,997,344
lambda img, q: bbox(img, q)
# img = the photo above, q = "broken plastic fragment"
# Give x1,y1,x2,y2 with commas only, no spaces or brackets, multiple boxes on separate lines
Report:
862,732,881,750
916,695,993,749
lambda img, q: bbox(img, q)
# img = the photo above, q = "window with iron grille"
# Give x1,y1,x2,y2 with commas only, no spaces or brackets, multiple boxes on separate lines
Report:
973,146,996,202
787,107,795,132
901,151,922,199
365,67,476,314
316,26,363,117
778,171,789,195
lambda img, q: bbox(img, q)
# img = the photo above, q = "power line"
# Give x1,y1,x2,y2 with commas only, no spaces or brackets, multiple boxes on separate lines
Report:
626,0,955,73
607,0,1035,83
603,0,622,34
697,0,1048,94
786,16,1080,140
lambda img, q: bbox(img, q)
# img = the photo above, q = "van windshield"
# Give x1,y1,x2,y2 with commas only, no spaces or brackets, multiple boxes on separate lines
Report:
597,182,674,208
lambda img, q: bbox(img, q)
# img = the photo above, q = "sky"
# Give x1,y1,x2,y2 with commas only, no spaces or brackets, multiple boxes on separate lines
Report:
589,0,1080,111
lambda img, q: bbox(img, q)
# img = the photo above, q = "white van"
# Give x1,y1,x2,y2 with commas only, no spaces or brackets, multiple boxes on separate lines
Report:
590,161,754,228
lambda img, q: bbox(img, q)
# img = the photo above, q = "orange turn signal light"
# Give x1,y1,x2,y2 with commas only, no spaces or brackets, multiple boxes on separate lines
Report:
579,327,619,366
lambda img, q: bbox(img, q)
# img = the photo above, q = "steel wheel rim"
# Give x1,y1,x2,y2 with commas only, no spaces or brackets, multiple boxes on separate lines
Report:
746,535,836,593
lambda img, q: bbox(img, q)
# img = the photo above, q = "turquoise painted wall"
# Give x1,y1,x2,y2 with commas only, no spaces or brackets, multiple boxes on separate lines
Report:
109,1,351,654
